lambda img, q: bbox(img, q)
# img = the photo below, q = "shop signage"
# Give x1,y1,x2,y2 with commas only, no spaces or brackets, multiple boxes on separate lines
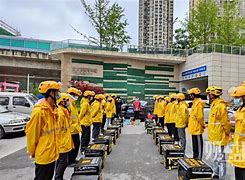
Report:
182,65,207,80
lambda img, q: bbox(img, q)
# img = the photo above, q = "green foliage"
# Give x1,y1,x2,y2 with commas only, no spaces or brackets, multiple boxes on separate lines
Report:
172,27,191,49
187,0,245,47
215,0,245,46
188,0,218,46
103,3,131,48
78,0,130,48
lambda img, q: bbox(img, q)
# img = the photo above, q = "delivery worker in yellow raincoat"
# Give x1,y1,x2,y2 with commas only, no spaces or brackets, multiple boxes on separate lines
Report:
188,87,205,160
228,85,245,180
111,94,117,124
156,96,167,128
79,90,94,153
175,93,189,153
26,81,61,180
165,94,179,142
66,87,81,165
55,93,74,180
153,95,159,124
105,96,114,130
91,94,104,140
206,86,231,179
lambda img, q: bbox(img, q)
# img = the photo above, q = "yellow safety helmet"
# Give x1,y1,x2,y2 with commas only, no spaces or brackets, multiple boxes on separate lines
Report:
187,88,201,95
90,91,95,97
159,95,165,99
209,86,223,96
38,81,61,94
230,86,245,97
67,87,81,96
57,93,70,105
177,93,185,100
153,95,158,99
169,93,177,99
83,90,94,97
111,94,117,97
205,86,216,94
95,94,104,100
164,96,171,103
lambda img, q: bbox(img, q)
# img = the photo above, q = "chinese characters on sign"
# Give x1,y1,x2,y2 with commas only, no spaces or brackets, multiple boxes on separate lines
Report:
182,65,207,80
72,67,98,76
71,62,103,78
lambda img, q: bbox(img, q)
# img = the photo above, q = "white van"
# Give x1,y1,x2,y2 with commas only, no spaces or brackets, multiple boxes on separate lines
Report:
0,92,38,115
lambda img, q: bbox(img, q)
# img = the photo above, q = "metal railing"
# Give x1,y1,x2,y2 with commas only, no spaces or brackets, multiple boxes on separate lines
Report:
51,39,245,57
0,36,243,57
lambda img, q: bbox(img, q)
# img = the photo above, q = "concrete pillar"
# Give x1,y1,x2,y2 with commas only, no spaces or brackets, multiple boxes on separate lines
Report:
60,54,72,91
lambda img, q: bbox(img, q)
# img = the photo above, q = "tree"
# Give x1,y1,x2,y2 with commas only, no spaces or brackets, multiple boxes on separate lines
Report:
103,3,130,48
172,27,191,49
188,0,218,45
74,0,130,48
215,0,245,46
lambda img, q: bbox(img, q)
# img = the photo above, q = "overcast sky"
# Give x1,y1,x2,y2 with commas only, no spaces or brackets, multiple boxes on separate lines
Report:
0,0,188,44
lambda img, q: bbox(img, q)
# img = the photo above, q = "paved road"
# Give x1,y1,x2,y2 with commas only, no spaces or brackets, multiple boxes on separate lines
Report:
0,123,235,180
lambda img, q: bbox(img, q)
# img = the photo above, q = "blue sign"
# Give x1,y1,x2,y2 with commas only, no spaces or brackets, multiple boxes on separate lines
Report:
182,65,207,80
182,65,207,77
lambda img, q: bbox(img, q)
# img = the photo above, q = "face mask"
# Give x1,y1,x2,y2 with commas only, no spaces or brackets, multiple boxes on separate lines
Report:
207,96,210,104
65,101,70,108
55,92,61,100
233,98,242,106
72,95,78,101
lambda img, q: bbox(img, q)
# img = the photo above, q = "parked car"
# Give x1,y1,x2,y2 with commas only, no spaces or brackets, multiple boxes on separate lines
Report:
0,92,38,114
0,105,29,139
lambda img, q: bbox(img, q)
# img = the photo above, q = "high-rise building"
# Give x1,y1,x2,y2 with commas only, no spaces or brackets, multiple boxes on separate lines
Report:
189,0,245,17
138,0,174,48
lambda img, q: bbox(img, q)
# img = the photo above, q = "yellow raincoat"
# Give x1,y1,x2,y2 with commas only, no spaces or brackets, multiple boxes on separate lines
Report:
165,102,173,124
68,99,81,135
208,98,231,146
57,105,74,153
106,99,114,118
26,99,59,165
112,98,116,115
156,100,167,118
228,106,245,168
91,100,102,123
79,98,91,126
175,101,189,128
188,98,205,135
165,101,177,124
153,99,159,115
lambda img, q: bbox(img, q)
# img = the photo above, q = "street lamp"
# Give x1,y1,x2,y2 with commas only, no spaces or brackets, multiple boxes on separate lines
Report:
27,74,35,94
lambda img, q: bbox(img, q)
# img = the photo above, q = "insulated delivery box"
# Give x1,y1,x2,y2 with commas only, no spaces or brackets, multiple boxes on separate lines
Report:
70,174,102,180
162,144,185,170
73,157,103,176
158,134,174,155
85,144,106,167
93,135,113,155
107,125,121,136
178,158,213,180
152,126,163,139
153,129,168,145
104,129,117,144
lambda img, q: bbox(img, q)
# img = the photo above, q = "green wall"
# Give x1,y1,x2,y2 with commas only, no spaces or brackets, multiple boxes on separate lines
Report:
71,59,178,99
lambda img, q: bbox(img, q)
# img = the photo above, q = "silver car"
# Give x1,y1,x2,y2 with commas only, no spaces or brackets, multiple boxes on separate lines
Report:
0,105,29,139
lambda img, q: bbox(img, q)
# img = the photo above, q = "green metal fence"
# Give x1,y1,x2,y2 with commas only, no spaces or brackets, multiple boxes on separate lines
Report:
0,35,51,52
